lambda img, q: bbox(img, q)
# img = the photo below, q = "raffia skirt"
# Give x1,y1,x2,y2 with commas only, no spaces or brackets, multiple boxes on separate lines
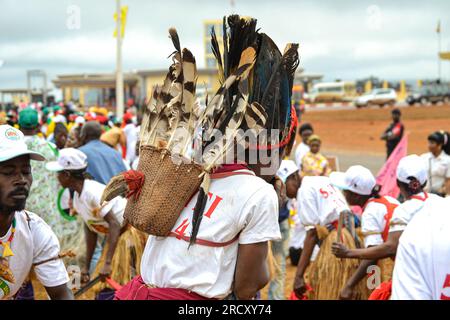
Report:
90,226,147,295
306,228,370,300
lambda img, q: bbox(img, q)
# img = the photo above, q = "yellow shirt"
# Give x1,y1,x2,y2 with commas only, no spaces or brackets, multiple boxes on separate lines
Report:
100,126,126,148
301,151,331,177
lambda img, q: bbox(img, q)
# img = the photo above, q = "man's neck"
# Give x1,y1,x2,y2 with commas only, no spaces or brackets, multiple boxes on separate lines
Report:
358,196,371,208
72,179,85,195
0,212,15,238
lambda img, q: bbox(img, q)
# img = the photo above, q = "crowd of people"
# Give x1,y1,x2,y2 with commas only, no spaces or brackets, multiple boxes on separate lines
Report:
1,14,449,302
0,102,144,300
1,97,448,301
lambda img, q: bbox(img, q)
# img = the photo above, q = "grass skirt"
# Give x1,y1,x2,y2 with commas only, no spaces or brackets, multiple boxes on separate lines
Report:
307,228,370,300
90,227,147,295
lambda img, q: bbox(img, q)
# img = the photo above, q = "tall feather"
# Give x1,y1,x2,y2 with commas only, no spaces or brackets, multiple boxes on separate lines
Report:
210,27,224,83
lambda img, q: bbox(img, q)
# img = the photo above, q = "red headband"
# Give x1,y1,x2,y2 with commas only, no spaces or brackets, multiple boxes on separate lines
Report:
248,105,298,150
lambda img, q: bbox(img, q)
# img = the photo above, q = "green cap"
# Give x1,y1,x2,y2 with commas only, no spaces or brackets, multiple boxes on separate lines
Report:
19,108,39,129
42,107,51,115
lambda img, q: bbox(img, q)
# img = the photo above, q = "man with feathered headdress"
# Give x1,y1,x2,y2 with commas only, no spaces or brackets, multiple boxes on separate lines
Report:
112,15,299,300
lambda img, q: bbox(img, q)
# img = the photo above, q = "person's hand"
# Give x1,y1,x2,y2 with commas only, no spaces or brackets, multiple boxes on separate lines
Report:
321,164,328,176
81,271,90,284
293,276,307,299
99,262,112,281
331,242,350,258
339,285,354,300
272,176,287,208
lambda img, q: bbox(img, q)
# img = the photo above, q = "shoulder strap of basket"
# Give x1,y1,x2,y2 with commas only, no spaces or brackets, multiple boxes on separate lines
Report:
168,231,240,247
210,170,255,179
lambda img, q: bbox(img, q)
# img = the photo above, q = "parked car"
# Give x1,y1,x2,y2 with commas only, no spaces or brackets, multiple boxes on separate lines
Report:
406,85,450,105
354,88,397,108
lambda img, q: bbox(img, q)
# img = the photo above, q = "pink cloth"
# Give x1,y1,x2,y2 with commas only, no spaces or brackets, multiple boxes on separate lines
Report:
114,276,214,300
376,135,408,199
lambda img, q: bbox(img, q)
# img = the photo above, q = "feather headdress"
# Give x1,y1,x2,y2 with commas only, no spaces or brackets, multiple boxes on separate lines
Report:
188,15,299,244
110,17,299,245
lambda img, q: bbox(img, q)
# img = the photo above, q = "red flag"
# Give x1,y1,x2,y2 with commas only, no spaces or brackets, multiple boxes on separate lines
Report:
376,134,408,198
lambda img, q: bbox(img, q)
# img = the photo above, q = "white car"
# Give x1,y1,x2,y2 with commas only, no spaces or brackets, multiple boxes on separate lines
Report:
355,88,397,108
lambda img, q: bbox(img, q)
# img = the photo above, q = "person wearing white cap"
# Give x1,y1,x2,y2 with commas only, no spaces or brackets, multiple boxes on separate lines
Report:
288,167,369,299
332,155,443,299
46,148,145,296
329,165,400,300
0,125,73,300
391,195,449,300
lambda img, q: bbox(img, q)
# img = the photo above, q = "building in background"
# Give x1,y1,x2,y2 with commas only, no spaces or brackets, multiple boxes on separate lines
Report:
0,88,53,105
203,19,223,69
138,68,220,106
53,73,140,109
53,69,220,109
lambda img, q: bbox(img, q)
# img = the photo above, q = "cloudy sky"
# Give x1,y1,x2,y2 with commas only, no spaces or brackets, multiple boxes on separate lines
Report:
1,0,449,93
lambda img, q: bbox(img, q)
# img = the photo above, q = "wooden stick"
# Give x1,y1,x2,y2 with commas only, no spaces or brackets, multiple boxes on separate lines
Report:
336,211,345,243
33,250,76,267
74,275,102,298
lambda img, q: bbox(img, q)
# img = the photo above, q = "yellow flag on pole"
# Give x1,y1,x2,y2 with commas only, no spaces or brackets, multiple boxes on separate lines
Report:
113,5,129,38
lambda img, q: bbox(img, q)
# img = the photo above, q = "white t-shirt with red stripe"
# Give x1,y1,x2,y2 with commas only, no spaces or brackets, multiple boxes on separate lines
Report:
391,196,450,300
389,192,441,233
362,196,400,247
140,169,281,299
297,176,349,230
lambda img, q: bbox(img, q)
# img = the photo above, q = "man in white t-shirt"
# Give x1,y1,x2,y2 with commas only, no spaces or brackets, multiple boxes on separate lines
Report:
46,148,126,283
391,195,449,300
113,14,300,301
294,123,313,168
283,165,353,298
0,125,72,300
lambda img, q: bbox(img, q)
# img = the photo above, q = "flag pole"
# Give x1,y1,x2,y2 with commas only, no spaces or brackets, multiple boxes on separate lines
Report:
116,0,125,118
437,20,442,82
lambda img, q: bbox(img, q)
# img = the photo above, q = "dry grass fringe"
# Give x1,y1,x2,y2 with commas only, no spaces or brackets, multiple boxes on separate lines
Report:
91,227,148,294
307,228,370,300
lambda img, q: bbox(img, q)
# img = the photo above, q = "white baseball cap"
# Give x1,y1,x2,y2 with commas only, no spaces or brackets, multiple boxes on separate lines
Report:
276,160,299,183
396,154,428,185
0,125,45,162
330,165,376,196
53,114,67,124
46,148,88,172
75,116,85,125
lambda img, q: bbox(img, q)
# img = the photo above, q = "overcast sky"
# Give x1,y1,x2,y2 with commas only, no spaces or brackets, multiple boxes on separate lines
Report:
1,0,450,92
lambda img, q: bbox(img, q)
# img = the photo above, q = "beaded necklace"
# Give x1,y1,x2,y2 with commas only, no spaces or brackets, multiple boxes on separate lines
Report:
0,219,16,257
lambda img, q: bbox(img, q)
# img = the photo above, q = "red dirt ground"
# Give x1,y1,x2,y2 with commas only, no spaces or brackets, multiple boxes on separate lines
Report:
300,104,450,156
